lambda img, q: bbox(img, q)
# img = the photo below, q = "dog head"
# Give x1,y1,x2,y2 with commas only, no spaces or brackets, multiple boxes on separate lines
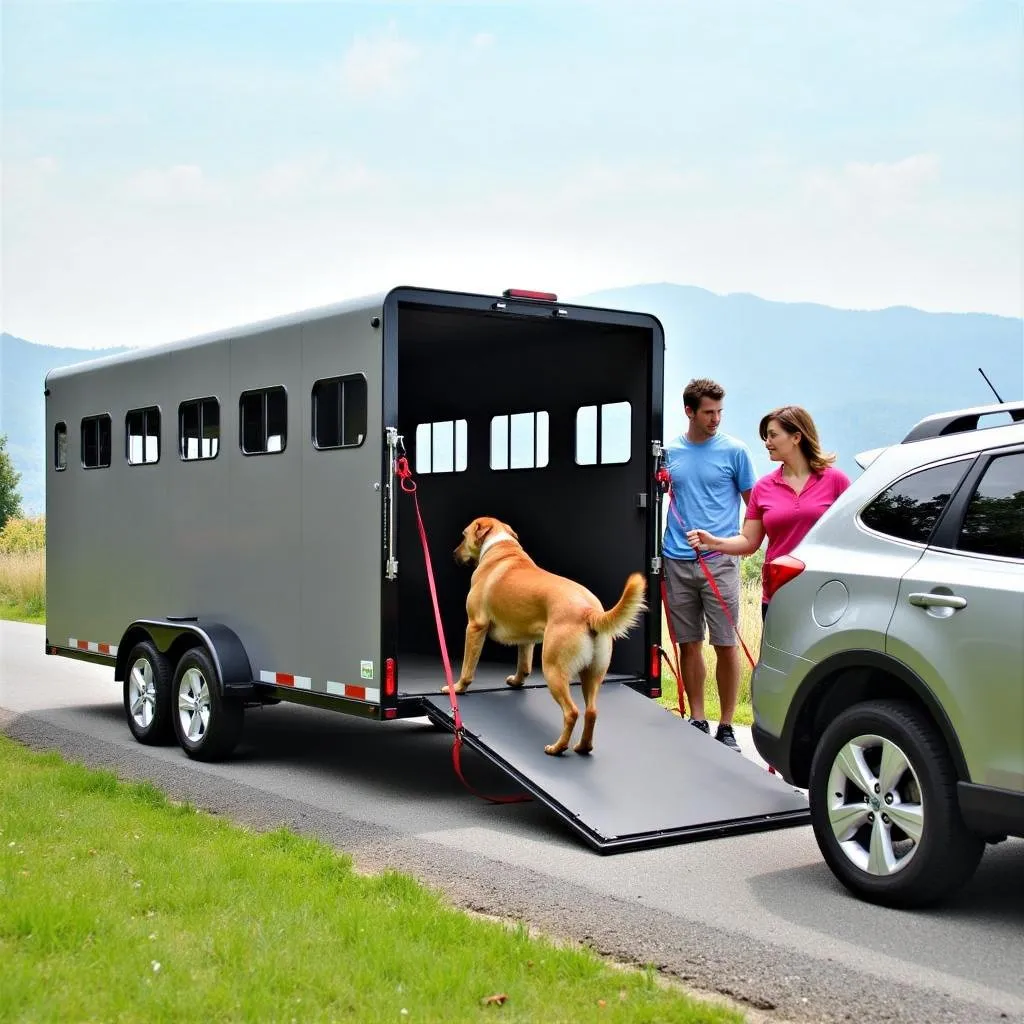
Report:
454,516,519,565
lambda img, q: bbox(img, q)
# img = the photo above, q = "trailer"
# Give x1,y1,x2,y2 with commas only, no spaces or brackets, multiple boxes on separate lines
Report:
45,284,808,850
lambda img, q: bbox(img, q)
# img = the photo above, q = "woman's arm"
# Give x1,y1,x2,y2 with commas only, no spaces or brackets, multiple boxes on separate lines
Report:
686,518,766,556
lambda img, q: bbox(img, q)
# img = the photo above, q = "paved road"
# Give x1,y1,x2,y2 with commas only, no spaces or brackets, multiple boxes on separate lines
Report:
2,620,1021,1023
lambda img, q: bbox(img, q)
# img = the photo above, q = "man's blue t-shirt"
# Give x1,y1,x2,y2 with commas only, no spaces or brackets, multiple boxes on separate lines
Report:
662,432,757,560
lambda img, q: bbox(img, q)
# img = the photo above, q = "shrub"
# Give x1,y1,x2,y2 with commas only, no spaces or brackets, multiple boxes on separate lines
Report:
0,515,46,554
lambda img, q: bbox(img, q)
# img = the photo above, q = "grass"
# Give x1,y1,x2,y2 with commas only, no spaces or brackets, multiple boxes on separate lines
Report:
0,737,740,1024
0,550,45,624
657,581,762,727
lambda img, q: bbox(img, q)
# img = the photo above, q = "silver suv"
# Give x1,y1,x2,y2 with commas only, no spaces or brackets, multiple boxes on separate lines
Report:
752,401,1024,907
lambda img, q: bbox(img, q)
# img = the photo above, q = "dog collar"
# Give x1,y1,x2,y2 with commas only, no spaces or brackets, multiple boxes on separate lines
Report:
478,531,517,559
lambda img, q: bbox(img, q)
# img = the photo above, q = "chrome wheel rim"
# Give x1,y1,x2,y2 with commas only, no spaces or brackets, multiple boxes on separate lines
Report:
826,732,924,877
177,667,211,744
128,657,157,729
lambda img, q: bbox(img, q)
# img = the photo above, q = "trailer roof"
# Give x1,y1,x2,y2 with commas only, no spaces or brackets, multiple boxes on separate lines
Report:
45,290,388,384
45,284,663,385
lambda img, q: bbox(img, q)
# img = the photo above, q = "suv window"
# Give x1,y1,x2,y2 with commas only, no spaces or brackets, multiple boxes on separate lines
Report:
957,452,1024,559
860,460,969,544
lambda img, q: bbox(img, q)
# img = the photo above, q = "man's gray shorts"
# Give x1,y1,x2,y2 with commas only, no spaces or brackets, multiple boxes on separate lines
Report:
664,554,741,646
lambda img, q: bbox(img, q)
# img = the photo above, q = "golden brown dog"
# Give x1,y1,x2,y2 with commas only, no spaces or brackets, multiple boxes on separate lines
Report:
449,516,647,756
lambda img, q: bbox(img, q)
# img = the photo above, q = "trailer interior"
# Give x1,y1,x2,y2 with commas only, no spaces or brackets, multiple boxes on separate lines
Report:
391,294,661,698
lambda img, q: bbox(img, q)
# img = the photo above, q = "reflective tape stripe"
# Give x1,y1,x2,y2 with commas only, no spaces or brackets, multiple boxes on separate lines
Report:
259,670,311,690
326,680,380,703
69,638,118,656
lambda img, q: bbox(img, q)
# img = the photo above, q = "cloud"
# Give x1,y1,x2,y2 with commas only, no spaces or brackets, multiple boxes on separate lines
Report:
801,154,942,214
254,157,376,201
124,164,219,203
471,32,495,50
340,24,418,96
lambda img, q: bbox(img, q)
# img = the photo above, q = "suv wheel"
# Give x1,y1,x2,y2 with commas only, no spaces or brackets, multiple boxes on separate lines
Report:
809,699,983,908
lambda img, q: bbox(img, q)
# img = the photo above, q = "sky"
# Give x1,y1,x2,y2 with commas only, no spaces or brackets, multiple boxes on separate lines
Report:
2,0,1022,350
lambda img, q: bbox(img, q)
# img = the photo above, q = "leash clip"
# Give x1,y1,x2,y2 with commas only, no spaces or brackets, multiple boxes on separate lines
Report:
395,455,416,492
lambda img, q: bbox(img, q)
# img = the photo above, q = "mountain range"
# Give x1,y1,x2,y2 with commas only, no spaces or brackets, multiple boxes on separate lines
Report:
2,283,1021,514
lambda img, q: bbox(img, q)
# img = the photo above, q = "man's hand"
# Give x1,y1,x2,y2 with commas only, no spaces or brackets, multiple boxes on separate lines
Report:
686,528,716,552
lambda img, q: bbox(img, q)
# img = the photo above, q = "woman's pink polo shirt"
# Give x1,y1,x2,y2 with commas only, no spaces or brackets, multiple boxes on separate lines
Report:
746,465,852,602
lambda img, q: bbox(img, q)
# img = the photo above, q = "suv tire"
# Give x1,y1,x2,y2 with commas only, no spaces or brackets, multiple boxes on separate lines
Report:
809,699,983,908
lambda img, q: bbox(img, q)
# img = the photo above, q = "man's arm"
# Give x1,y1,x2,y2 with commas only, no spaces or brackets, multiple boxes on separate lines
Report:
741,488,752,506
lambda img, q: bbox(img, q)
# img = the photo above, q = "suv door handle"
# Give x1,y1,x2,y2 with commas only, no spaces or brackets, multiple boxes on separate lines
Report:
908,592,967,610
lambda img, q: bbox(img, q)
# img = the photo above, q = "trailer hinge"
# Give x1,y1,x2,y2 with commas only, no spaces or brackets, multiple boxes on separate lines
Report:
386,426,400,448
650,556,662,575
651,440,664,458
386,558,399,580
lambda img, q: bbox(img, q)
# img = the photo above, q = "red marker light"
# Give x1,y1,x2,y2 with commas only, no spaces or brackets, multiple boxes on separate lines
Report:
650,644,661,681
384,657,396,697
502,288,558,301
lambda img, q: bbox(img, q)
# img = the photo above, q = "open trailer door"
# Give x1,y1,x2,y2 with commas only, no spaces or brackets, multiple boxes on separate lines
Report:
420,681,809,852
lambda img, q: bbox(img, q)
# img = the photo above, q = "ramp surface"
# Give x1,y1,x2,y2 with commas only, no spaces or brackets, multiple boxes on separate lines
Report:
421,683,809,852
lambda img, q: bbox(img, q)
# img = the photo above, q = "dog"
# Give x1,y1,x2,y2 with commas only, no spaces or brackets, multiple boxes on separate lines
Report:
449,516,647,756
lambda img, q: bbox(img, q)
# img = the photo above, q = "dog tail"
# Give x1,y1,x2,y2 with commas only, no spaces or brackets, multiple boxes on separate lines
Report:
589,573,647,639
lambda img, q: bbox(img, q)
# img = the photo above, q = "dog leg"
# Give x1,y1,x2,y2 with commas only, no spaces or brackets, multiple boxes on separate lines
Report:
446,620,487,694
506,643,534,687
542,664,578,756
573,665,604,755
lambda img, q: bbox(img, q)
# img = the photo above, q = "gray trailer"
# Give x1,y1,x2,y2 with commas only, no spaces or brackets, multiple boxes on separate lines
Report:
45,284,808,850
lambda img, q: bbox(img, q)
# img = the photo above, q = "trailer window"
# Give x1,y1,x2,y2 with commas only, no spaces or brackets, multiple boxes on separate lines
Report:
55,422,68,471
126,407,161,465
575,402,631,465
240,387,287,455
179,398,220,461
81,414,112,469
415,420,467,473
312,375,367,449
490,411,549,470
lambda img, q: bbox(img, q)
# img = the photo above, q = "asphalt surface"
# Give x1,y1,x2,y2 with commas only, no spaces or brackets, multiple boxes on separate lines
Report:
2,620,1022,1023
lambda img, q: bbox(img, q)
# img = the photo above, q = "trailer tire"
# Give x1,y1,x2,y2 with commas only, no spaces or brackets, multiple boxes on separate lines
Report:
123,641,175,745
172,647,244,761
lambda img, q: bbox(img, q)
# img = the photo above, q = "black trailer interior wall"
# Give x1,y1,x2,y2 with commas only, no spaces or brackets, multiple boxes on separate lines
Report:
394,301,657,681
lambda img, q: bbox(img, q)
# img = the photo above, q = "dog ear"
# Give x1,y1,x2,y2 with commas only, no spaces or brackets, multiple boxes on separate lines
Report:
507,525,519,540
474,521,494,542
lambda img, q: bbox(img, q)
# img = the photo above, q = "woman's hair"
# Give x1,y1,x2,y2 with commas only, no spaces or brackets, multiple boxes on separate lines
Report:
758,405,836,473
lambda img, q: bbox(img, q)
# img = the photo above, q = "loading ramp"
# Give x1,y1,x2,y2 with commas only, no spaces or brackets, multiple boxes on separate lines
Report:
420,681,810,852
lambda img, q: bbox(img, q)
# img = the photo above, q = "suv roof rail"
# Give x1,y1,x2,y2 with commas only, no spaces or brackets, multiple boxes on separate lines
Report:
902,401,1024,443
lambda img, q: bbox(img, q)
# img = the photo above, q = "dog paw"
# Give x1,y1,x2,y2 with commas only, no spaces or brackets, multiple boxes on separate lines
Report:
441,681,470,695
505,675,526,688
573,742,593,755
544,743,566,756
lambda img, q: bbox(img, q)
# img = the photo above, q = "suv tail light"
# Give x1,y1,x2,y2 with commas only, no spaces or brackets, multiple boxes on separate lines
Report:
763,555,805,600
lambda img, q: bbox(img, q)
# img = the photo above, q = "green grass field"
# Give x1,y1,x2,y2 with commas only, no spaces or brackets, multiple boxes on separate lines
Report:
0,550,45,624
0,737,740,1023
656,581,762,726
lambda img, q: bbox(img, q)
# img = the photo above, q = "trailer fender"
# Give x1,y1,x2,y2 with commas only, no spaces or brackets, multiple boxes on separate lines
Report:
116,619,255,697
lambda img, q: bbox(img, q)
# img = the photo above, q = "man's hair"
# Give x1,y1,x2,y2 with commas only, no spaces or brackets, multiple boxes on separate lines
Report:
683,378,725,412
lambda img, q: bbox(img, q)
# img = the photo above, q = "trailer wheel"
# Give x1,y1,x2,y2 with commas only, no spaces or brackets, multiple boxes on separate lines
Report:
123,641,174,745
172,647,244,761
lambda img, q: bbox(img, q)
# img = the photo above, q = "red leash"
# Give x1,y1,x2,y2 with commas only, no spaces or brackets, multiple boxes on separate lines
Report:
395,457,530,805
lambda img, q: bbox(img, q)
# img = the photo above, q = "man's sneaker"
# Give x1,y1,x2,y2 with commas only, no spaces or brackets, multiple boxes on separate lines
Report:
689,718,710,734
715,723,741,752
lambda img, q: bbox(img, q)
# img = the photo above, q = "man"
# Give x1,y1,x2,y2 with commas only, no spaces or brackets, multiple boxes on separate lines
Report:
662,378,756,751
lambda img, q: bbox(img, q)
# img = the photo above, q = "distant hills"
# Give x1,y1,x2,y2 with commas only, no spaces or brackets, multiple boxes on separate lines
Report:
577,284,1022,479
2,284,1022,514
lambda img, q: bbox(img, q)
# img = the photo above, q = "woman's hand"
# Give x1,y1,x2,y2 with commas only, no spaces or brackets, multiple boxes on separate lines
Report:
686,528,716,552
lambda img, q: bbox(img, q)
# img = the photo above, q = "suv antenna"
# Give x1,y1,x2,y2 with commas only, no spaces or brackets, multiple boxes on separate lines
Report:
978,367,1004,404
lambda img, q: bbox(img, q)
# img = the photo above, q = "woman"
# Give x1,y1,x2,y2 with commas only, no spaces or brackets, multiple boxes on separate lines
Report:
686,405,851,617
